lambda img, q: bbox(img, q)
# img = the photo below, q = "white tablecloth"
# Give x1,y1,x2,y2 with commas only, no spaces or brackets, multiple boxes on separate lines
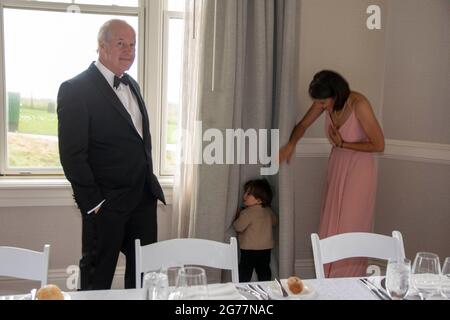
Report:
1,277,382,300
301,277,376,300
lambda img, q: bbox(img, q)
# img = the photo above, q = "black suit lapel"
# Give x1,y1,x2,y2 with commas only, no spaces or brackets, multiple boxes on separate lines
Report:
87,63,141,138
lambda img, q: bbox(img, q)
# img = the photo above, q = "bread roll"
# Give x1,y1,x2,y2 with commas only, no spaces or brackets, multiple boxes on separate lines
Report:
287,276,304,294
36,284,65,300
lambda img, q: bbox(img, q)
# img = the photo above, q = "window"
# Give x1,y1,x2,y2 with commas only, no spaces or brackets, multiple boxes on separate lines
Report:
160,0,184,176
0,0,141,176
0,0,183,178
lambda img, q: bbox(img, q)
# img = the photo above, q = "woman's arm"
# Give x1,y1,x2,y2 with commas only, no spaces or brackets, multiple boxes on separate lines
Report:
329,96,385,153
279,103,325,163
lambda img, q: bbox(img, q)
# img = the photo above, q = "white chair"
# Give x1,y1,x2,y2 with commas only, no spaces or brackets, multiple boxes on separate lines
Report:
135,237,239,288
0,244,50,287
311,231,405,279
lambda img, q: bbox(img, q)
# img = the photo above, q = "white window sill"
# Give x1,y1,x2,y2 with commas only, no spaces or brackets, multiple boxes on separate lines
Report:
0,176,173,208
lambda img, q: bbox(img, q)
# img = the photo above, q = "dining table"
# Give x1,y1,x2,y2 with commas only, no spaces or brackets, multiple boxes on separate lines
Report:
1,276,396,300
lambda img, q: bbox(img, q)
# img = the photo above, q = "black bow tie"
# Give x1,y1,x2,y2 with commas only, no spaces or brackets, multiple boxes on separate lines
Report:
113,74,130,89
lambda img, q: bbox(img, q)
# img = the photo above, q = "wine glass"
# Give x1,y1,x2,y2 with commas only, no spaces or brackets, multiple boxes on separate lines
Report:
441,257,450,299
386,258,411,300
412,252,441,300
173,266,208,300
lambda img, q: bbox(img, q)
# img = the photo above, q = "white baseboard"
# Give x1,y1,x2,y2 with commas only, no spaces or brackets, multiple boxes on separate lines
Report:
382,139,450,165
296,138,450,165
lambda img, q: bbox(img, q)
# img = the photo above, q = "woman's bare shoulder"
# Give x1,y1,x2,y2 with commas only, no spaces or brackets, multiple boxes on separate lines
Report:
350,91,371,110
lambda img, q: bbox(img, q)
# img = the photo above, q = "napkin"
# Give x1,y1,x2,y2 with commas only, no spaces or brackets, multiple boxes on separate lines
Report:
207,283,244,300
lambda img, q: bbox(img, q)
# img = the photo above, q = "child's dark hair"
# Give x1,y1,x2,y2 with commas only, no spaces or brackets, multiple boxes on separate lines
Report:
244,179,273,208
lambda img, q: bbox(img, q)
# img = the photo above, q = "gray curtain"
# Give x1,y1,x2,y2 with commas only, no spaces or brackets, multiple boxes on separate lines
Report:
272,0,301,278
180,0,301,280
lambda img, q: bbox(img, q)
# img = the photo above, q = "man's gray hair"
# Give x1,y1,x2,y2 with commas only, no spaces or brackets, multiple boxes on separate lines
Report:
97,19,130,49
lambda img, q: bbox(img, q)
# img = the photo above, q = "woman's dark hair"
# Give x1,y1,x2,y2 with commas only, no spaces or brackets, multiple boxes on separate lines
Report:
308,70,350,111
244,179,273,208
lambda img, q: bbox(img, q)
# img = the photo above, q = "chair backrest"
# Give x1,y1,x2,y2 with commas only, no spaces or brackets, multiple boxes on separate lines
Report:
0,244,50,287
135,237,239,288
311,231,405,279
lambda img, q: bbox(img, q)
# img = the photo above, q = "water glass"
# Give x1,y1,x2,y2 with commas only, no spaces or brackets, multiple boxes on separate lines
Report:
386,258,411,300
143,271,169,300
441,257,450,299
160,266,183,300
412,252,441,300
173,266,208,300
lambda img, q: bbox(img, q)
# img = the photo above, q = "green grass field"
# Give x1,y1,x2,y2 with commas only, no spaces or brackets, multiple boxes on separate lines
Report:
18,107,57,136
8,106,177,169
8,107,60,168
8,133,60,168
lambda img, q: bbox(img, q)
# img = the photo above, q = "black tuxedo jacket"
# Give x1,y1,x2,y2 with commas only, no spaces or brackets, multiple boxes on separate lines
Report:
57,63,165,214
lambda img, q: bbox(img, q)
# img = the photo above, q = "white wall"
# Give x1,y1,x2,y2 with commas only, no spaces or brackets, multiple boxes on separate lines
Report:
382,0,450,143
293,0,450,278
298,0,388,137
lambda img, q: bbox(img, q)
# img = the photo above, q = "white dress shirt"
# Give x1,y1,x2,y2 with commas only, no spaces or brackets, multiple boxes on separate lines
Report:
87,61,144,214
94,60,143,139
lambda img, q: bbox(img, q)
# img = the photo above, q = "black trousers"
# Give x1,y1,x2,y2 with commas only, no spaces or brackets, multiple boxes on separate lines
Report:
79,193,157,290
238,249,272,282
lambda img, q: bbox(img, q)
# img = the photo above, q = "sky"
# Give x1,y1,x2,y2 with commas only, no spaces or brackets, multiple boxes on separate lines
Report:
4,0,184,103
4,8,138,100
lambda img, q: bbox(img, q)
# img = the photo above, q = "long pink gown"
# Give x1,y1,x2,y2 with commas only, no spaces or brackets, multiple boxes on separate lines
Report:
318,109,377,278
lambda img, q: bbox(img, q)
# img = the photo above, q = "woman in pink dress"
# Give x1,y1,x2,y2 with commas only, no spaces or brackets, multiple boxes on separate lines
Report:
279,70,385,278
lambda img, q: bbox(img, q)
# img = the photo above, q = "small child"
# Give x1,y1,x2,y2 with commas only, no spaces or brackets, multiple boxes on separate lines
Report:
233,179,278,282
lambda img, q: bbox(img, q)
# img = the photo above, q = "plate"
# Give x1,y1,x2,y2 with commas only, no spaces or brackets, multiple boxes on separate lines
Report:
20,292,71,300
267,279,316,300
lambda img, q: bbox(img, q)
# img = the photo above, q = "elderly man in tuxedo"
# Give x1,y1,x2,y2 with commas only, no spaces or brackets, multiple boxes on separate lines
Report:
58,19,165,290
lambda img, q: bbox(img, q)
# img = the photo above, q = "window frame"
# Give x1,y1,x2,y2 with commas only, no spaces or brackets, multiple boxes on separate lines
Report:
0,0,147,176
0,0,179,206
159,9,184,176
